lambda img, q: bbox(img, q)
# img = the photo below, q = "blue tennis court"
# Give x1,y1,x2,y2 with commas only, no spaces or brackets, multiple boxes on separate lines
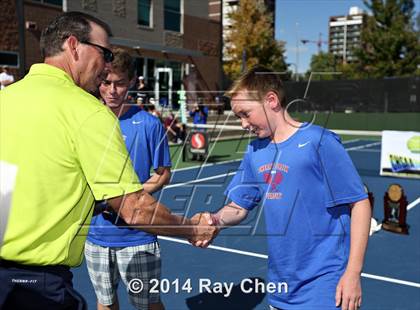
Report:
73,137,420,309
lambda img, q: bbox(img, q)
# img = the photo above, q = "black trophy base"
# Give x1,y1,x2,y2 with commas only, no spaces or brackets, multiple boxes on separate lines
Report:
382,221,409,235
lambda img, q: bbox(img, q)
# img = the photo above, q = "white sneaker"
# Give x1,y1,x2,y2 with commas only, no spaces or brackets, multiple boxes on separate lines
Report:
369,218,381,236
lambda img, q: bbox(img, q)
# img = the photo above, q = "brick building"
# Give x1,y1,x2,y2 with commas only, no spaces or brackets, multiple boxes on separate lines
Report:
0,0,62,79
0,0,222,108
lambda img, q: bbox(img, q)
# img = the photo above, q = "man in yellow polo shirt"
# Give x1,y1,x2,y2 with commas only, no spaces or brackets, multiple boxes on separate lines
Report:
0,12,217,309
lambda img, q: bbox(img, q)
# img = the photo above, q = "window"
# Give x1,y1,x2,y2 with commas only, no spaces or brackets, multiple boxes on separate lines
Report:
135,57,145,77
44,0,62,5
147,58,155,85
31,0,62,6
164,0,181,32
0,51,19,68
137,0,152,27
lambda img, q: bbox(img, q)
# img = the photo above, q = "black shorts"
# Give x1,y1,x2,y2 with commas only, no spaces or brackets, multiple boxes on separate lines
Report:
0,260,87,310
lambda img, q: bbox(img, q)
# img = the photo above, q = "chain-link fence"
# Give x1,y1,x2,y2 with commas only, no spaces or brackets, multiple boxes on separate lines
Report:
284,76,419,113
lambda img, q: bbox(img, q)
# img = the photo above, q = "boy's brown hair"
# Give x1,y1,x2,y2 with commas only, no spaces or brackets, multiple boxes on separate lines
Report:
226,65,286,107
110,47,135,80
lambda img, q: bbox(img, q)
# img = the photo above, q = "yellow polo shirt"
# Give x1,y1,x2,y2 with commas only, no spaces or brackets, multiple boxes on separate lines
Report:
0,64,141,266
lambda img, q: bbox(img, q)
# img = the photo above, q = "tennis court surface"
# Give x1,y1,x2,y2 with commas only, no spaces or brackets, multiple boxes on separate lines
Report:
73,126,420,309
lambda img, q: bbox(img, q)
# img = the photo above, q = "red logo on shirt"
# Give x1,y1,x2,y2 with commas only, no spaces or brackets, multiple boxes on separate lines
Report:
263,171,283,192
259,163,289,200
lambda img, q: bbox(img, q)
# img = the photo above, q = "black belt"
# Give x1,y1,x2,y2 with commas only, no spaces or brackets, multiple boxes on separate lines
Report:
0,259,70,275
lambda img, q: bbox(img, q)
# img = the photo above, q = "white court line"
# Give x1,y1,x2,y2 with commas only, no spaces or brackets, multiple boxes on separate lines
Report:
164,171,237,189
360,273,420,288
346,141,381,151
158,236,420,288
158,236,268,259
333,129,382,137
351,149,381,153
342,139,361,144
407,196,420,211
172,159,242,172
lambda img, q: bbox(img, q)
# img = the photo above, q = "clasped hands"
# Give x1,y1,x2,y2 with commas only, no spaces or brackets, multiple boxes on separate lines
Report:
188,212,220,248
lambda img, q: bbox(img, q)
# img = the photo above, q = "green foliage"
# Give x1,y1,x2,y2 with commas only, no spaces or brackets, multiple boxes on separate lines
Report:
223,0,287,80
306,52,338,80
353,0,420,78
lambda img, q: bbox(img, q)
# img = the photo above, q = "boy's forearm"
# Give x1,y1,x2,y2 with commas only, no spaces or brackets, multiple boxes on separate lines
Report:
346,198,371,274
212,202,248,227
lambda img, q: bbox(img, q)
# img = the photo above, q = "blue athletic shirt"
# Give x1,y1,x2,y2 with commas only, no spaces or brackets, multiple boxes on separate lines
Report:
87,106,172,247
189,106,208,124
225,123,367,309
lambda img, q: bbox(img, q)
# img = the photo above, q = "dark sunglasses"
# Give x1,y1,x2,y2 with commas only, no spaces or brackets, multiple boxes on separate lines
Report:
80,41,114,63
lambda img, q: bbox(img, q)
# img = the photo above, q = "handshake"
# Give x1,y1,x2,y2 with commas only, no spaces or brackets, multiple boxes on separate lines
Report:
188,212,221,248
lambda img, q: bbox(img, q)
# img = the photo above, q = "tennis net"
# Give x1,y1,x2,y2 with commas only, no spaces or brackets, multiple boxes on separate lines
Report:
184,123,382,143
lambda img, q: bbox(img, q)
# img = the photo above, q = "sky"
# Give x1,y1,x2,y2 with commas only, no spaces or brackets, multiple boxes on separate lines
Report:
275,0,418,74
275,0,368,74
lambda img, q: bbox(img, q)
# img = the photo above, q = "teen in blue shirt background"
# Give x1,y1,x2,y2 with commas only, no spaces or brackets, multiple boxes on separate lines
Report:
86,48,171,310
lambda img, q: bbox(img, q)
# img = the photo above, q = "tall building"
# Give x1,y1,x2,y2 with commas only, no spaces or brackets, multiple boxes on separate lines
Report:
221,0,238,61
328,6,366,63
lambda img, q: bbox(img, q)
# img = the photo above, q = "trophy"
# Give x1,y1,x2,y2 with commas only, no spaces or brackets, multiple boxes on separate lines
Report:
382,184,409,234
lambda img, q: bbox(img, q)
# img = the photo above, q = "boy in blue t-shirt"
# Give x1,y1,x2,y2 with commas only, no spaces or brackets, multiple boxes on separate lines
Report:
197,66,371,310
189,103,209,125
85,48,171,310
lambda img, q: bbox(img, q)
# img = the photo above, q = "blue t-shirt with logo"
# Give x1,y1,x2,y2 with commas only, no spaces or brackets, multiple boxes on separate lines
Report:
87,106,171,247
225,124,367,309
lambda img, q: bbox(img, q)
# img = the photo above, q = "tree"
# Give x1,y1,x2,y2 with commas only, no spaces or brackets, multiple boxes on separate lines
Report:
354,0,419,78
417,12,420,75
306,52,337,80
223,0,287,80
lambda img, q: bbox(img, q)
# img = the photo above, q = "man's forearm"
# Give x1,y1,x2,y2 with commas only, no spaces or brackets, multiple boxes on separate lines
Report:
108,190,195,237
346,198,371,273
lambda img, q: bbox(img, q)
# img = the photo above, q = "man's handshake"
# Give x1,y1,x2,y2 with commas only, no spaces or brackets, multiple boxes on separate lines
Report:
188,212,220,248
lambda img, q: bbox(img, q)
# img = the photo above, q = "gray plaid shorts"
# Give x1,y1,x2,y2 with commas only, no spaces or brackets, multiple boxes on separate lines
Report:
84,240,161,309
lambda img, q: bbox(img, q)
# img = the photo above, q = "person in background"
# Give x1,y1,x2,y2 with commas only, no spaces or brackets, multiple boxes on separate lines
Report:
0,66,15,90
86,48,171,310
164,113,185,144
189,101,208,126
136,76,152,106
148,104,163,123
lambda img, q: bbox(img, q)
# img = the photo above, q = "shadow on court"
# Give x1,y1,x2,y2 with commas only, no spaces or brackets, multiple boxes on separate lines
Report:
204,155,232,163
185,277,266,309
